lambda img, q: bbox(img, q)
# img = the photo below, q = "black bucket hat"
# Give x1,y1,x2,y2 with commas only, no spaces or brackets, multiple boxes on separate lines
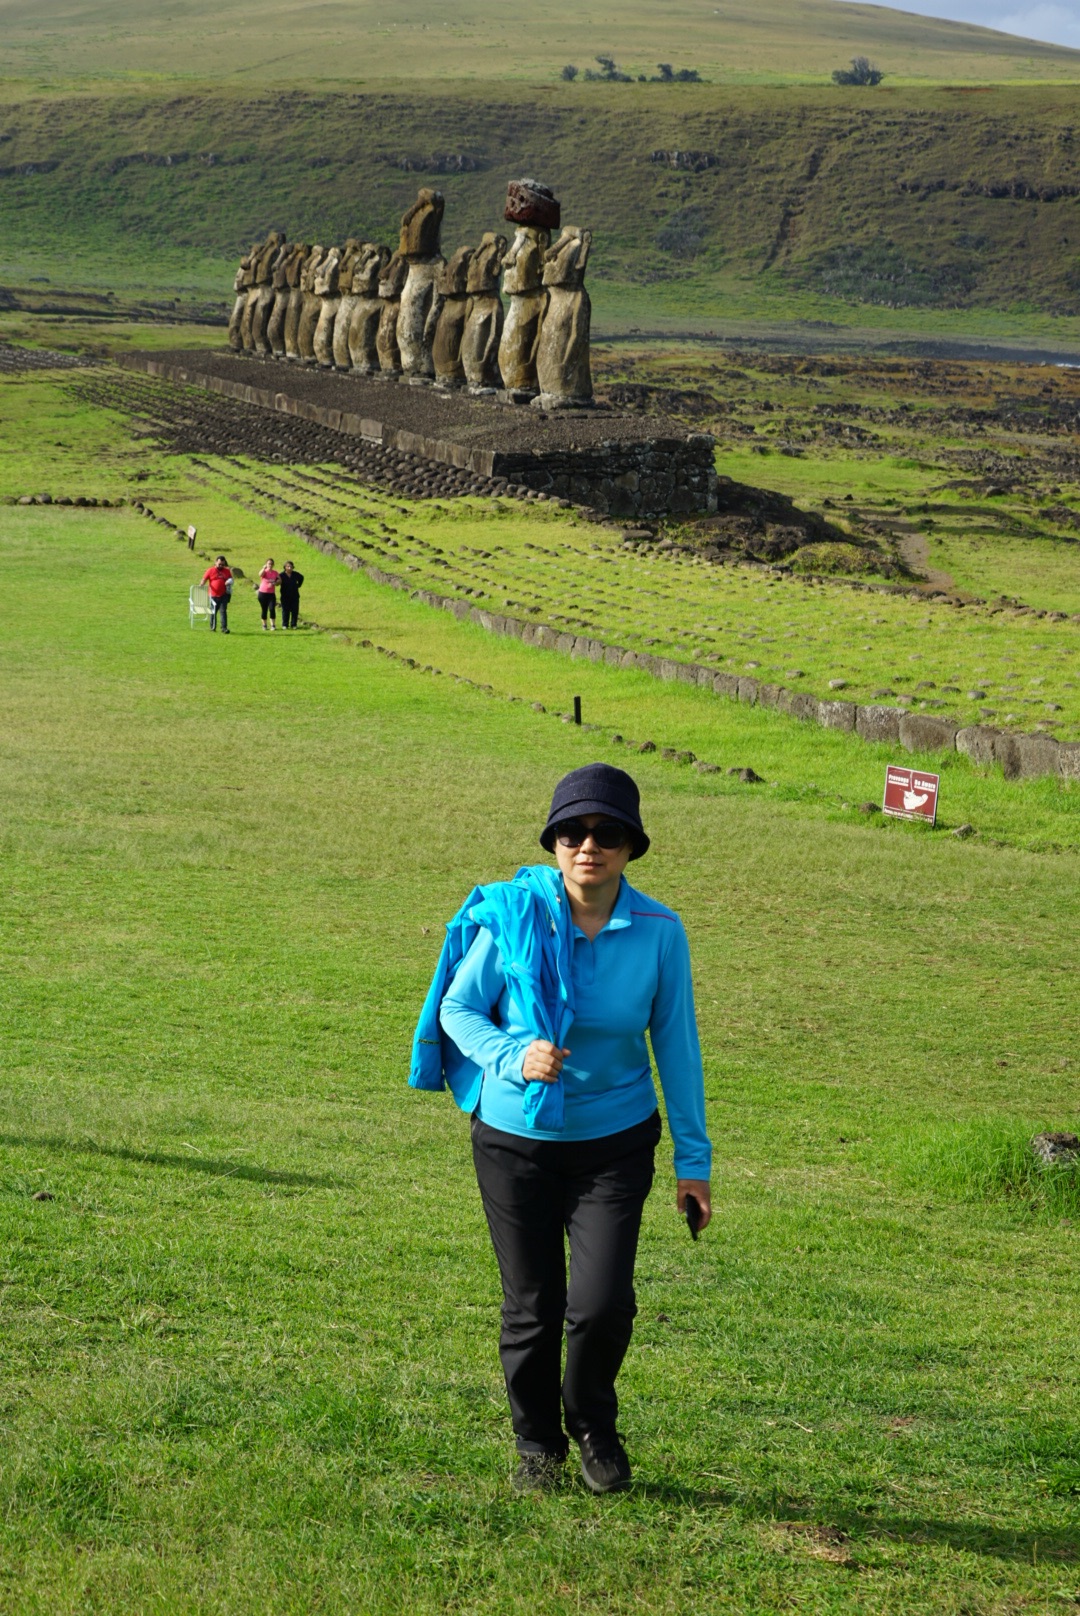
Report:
539,763,649,860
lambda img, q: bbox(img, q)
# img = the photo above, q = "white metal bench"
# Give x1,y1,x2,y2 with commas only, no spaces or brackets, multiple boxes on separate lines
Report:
189,582,212,627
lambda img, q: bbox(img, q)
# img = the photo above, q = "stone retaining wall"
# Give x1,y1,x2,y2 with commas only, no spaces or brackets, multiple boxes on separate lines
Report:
117,354,716,519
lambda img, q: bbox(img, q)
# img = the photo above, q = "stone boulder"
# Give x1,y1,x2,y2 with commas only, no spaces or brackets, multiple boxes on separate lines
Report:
955,725,1000,768
856,705,903,744
899,713,959,754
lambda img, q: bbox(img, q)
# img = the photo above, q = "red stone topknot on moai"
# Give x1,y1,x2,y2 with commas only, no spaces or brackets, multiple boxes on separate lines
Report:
504,179,561,231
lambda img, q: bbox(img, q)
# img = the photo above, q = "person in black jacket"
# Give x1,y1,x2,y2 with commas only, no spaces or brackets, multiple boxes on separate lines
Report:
279,560,304,629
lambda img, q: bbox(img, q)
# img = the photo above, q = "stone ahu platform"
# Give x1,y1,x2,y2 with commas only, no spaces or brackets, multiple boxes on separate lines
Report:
119,350,717,520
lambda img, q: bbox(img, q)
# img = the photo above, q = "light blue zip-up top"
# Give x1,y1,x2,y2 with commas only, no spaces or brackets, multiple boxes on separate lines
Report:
439,872,712,1180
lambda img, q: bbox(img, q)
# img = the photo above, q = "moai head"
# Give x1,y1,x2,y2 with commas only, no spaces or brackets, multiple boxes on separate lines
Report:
352,242,390,296
378,250,409,300
337,236,364,285
542,226,591,289
234,248,255,292
467,233,507,296
302,246,325,292
270,240,292,287
438,246,474,298
315,247,342,296
285,243,310,287
256,230,287,281
502,226,550,295
399,188,445,260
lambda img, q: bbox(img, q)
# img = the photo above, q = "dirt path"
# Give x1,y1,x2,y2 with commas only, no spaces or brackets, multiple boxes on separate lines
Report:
891,525,955,592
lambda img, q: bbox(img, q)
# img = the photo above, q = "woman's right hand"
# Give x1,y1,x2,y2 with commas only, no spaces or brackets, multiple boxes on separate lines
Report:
522,1040,570,1083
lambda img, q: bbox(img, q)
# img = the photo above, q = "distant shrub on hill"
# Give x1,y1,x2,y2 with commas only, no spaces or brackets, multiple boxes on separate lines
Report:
585,55,633,82
833,56,885,86
562,56,702,83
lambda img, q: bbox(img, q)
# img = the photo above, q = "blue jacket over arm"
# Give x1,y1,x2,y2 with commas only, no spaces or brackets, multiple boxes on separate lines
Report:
413,866,712,1179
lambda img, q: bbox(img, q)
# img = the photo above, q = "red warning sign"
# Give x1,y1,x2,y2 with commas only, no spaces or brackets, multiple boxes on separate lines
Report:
883,764,939,825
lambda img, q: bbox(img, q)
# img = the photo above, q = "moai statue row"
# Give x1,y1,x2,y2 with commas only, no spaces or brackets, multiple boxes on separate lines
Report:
223,183,592,405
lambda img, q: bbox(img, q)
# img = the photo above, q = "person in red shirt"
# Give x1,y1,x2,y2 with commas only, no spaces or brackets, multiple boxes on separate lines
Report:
257,557,280,631
202,555,233,633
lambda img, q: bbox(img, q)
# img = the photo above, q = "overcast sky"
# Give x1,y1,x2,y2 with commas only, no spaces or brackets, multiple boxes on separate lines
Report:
842,1,1080,49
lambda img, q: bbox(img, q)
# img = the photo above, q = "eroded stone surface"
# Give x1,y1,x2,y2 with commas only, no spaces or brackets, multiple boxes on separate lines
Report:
499,225,549,394
296,245,325,365
376,251,408,375
348,243,390,374
535,226,592,406
313,247,342,369
462,233,507,393
505,177,561,230
432,247,473,389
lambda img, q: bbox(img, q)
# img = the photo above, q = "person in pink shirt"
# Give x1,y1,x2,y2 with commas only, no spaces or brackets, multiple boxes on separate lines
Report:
257,558,280,631
201,555,233,633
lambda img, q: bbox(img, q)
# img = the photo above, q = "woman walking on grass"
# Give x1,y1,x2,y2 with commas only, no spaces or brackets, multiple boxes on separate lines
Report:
201,555,233,633
279,560,304,629
410,764,712,1495
257,558,280,631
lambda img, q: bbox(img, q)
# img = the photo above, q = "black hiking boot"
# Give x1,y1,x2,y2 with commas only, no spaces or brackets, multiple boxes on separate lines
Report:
512,1452,566,1494
577,1430,632,1494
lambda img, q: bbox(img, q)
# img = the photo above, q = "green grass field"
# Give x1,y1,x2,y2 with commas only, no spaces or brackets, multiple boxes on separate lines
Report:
2,358,1080,1612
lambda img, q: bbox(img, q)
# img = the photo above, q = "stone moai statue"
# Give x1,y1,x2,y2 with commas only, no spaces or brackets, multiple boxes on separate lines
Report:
535,226,593,408
376,250,409,376
331,238,365,370
283,243,312,361
241,231,278,351
498,179,558,397
228,245,257,351
348,243,391,374
297,245,326,365
250,231,286,355
268,240,302,358
430,246,473,389
397,188,445,382
461,232,507,394
313,246,343,369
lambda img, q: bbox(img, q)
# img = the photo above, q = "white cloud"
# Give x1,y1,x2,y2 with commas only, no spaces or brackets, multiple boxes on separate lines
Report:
839,0,1080,49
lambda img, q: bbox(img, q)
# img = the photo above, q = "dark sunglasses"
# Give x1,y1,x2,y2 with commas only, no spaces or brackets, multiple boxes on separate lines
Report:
554,819,631,850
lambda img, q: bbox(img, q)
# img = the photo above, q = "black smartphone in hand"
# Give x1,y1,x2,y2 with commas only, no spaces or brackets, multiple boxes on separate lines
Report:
685,1193,703,1241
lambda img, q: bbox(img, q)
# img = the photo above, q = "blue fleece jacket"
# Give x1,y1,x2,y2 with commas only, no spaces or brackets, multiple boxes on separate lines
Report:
408,865,575,1129
428,868,712,1180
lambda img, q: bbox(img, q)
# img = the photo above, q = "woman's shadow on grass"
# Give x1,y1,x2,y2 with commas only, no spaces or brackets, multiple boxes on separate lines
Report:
0,1131,343,1189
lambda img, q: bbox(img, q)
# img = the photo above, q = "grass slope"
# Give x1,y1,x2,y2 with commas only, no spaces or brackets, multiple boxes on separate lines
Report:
6,83,1080,342
2,0,1079,87
2,489,1079,1612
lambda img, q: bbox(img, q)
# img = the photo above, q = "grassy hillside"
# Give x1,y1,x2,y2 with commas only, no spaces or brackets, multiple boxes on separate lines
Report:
3,84,1080,338
2,0,1079,87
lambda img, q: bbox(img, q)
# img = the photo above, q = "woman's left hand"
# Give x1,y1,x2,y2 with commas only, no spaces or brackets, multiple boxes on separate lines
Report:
676,1179,712,1231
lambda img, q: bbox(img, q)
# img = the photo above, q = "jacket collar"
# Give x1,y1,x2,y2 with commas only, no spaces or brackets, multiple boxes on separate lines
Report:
569,874,633,937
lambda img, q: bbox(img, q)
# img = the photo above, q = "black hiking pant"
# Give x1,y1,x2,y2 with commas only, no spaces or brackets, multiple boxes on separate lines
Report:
471,1109,660,1456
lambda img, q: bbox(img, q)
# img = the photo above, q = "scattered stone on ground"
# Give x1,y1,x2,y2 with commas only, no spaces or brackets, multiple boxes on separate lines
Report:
1031,1132,1080,1166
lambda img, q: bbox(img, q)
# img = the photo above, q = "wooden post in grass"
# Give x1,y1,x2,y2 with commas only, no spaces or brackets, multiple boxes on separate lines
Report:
573,695,581,725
